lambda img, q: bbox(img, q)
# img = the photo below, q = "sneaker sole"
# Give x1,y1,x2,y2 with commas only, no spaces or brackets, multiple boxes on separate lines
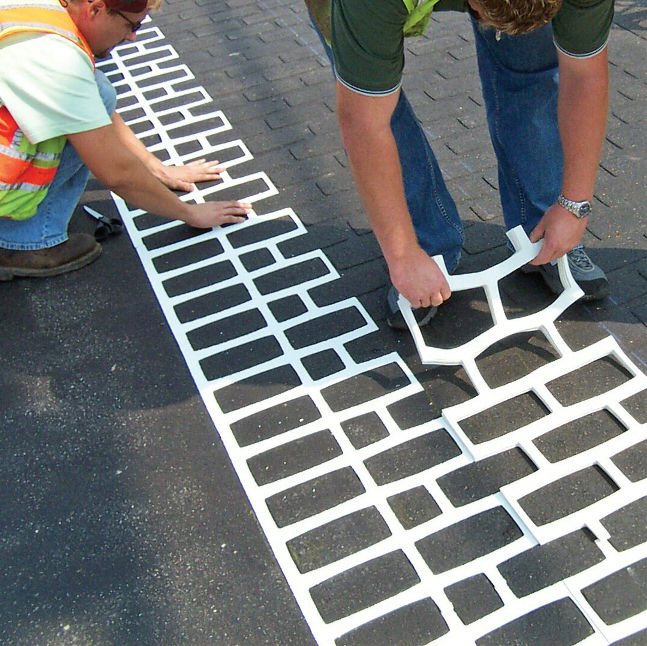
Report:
0,244,102,281
520,263,609,302
386,305,437,330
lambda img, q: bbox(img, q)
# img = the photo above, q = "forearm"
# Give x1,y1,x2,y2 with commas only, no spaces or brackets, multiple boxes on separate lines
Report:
557,48,609,201
111,112,166,179
68,126,194,222
104,160,194,222
337,86,418,264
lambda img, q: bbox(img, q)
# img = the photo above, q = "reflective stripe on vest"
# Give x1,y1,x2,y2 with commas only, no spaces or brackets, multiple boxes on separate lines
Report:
0,1,94,220
402,0,443,37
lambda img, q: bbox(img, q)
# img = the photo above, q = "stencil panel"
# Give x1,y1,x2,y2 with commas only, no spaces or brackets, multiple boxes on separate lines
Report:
98,24,647,646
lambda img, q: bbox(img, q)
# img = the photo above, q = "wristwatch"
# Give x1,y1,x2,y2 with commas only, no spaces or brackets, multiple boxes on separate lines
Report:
557,194,592,219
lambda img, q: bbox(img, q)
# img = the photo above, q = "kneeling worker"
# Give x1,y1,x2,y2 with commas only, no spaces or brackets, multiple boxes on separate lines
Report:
0,0,250,279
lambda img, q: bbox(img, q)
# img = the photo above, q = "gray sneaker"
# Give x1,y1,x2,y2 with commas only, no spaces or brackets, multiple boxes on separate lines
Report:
522,245,609,301
386,285,437,330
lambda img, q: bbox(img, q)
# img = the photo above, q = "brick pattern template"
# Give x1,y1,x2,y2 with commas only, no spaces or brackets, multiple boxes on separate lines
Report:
97,24,647,646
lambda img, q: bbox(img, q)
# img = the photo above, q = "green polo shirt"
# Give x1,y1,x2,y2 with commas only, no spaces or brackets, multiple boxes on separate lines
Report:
329,0,614,95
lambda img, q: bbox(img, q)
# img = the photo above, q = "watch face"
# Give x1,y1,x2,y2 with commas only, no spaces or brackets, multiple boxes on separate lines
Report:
579,202,592,217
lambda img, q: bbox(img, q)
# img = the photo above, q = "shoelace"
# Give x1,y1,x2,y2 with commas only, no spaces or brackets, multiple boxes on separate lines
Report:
568,245,594,271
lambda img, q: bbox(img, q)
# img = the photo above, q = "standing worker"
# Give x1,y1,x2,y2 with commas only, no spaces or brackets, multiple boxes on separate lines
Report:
306,0,612,328
0,0,251,280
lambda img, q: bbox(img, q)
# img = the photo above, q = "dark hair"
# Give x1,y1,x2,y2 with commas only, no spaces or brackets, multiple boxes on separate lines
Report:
103,0,148,13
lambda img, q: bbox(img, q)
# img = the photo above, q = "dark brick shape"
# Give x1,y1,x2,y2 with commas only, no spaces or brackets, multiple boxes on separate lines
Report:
438,448,537,506
602,495,647,551
254,257,330,295
162,259,237,297
173,283,251,323
340,412,389,449
415,363,478,419
415,287,493,350
266,467,365,528
209,176,272,203
610,628,647,645
321,362,410,412
309,258,387,306
519,466,619,526
364,430,461,486
612,440,647,482
444,574,504,625
309,550,420,624
147,90,207,113
287,506,391,574
476,330,559,389
230,395,322,447
534,409,627,463
186,308,267,350
416,507,522,574
213,364,300,414
151,238,224,273
335,598,448,646
268,294,308,322
387,390,439,430
498,530,604,597
285,306,366,349
621,388,647,424
240,247,275,271
476,598,593,645
200,335,283,381
582,558,647,625
387,486,442,530
247,430,341,486
300,349,345,381
141,222,207,248
277,222,351,259
546,356,633,407
175,138,204,156
226,215,299,247
460,391,549,444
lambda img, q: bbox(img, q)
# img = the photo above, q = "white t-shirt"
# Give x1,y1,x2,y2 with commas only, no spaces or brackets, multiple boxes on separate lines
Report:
0,30,112,145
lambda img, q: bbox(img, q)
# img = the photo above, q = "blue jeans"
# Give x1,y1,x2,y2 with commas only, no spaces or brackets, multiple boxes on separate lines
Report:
309,13,561,273
0,70,117,250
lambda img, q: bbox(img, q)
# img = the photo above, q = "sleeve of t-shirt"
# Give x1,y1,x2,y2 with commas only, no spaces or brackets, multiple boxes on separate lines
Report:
552,0,614,58
330,0,409,95
0,32,112,144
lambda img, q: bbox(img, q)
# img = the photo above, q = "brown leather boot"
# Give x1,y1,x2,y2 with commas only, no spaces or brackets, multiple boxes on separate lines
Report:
0,234,102,280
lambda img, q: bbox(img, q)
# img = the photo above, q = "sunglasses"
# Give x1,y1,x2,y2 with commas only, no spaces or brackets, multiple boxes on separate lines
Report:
114,9,144,32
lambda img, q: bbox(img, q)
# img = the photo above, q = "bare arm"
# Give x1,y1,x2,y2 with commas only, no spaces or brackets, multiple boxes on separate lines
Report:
530,47,609,264
68,124,250,228
110,112,225,192
336,81,450,307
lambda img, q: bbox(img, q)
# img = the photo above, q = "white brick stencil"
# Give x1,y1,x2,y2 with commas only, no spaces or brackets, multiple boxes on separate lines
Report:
98,25,647,646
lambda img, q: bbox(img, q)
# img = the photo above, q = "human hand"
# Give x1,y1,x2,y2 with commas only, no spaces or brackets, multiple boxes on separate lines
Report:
529,202,587,265
389,246,451,308
157,159,225,192
182,201,252,228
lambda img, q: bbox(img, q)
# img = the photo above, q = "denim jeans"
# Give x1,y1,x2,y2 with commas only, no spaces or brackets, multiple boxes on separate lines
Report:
0,69,117,250
309,12,561,273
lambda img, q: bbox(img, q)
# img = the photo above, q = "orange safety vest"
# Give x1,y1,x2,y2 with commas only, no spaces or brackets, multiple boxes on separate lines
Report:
0,0,94,220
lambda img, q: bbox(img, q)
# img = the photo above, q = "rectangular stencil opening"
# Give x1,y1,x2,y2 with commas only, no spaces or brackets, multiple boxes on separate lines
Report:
546,355,633,406
459,391,549,444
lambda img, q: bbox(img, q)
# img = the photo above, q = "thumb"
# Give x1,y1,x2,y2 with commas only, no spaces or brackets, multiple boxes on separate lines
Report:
529,223,544,244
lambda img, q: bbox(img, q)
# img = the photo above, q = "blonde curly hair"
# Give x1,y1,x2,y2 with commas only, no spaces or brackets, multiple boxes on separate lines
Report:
473,0,562,35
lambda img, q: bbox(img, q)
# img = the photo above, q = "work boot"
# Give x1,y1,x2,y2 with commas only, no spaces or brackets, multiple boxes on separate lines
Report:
386,285,437,330
522,245,609,301
0,234,102,280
